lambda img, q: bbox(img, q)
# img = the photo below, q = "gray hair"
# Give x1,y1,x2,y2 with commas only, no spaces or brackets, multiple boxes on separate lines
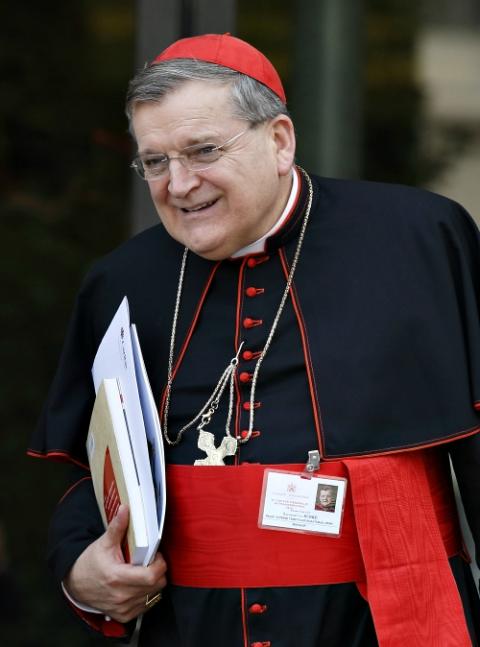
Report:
125,59,289,131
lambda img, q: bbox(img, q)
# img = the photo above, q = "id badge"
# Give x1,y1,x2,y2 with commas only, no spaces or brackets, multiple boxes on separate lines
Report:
258,469,347,537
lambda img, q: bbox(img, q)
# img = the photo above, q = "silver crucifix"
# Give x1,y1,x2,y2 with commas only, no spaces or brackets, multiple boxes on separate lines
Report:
194,430,238,465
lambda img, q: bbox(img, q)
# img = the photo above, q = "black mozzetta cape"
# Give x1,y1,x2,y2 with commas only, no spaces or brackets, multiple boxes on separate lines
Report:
31,172,480,466
29,171,480,646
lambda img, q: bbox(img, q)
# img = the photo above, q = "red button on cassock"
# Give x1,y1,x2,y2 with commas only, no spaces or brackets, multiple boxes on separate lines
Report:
245,286,264,297
239,372,252,383
249,603,267,614
247,255,269,268
240,430,260,439
243,401,261,411
243,317,263,329
243,349,262,361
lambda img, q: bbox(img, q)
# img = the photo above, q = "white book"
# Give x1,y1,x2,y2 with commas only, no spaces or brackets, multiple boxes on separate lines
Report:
86,378,149,565
90,297,165,565
131,324,166,562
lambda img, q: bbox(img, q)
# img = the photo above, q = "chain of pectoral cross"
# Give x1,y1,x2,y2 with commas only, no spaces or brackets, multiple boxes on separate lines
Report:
162,168,314,465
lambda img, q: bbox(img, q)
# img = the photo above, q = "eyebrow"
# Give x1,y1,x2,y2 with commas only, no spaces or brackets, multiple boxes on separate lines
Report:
184,133,219,145
137,133,221,156
137,148,166,156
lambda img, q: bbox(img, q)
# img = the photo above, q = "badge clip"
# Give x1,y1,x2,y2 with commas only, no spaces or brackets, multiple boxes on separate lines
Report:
303,450,321,478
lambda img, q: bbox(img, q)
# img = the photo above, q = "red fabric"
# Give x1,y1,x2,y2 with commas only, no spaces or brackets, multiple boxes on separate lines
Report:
344,453,471,646
66,600,126,638
153,33,286,103
162,452,470,645
163,462,365,588
162,453,460,587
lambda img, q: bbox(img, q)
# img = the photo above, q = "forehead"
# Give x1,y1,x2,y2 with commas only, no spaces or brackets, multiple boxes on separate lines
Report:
132,80,238,149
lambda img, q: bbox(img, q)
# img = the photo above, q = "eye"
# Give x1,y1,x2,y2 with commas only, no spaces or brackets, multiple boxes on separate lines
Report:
188,144,219,164
197,144,218,156
142,154,168,172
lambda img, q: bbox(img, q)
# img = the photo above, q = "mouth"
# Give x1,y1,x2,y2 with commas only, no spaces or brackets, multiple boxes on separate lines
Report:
180,199,218,214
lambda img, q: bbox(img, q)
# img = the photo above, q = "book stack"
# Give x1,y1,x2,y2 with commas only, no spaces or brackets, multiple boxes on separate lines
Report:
86,297,166,565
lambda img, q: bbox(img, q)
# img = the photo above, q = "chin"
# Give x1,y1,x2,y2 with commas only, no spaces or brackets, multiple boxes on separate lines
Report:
191,247,231,261
184,235,234,261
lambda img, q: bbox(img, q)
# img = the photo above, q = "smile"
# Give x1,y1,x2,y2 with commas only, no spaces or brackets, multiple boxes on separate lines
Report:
181,199,218,213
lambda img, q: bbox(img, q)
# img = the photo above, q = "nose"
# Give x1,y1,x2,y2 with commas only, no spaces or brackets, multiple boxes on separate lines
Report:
167,159,201,198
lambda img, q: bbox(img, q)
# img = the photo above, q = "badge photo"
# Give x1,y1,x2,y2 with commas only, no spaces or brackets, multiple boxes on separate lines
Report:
258,469,348,537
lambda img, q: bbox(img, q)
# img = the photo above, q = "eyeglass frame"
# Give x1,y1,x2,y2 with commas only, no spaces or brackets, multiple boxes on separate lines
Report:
130,127,251,181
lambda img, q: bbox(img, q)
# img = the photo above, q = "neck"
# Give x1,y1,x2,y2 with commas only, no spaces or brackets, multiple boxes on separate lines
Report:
231,168,297,259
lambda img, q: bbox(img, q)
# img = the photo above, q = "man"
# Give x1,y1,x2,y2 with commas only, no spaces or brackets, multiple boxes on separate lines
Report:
315,486,336,512
29,33,480,646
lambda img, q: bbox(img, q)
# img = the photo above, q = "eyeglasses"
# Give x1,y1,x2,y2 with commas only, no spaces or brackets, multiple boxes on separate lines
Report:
131,128,249,181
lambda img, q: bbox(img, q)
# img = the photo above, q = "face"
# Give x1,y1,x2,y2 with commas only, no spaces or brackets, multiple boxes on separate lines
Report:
131,80,295,260
319,489,333,505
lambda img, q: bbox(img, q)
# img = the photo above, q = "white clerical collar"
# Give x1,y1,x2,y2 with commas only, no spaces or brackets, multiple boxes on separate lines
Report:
230,167,300,259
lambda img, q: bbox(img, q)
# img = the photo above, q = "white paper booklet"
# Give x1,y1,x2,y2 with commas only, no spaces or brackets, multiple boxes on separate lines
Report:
130,323,166,562
91,296,166,565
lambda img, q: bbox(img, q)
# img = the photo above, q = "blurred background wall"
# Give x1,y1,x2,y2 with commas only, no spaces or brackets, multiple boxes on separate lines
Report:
1,1,479,644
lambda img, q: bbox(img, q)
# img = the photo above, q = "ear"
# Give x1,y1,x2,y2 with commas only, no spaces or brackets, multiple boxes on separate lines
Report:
269,114,296,176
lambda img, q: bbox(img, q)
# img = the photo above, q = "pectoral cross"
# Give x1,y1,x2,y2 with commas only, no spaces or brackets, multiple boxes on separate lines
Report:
194,430,238,465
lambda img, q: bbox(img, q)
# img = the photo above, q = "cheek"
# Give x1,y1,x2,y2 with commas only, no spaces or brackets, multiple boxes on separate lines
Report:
148,183,165,205
148,185,172,219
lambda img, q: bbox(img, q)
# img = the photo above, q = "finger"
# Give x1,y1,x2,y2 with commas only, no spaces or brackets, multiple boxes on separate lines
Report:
96,571,167,623
109,596,153,624
102,504,129,549
113,561,168,592
113,551,167,587
105,586,164,623
148,552,168,576
104,592,148,624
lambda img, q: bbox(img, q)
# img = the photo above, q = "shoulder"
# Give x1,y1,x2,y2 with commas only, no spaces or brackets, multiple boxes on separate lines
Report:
74,224,184,337
81,224,182,291
310,174,478,242
312,174,466,218
94,223,181,274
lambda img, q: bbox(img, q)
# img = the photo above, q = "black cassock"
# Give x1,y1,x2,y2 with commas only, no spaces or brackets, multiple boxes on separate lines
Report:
30,171,480,645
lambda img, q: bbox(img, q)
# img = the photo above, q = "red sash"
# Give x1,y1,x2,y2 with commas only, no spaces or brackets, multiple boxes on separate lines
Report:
162,451,471,646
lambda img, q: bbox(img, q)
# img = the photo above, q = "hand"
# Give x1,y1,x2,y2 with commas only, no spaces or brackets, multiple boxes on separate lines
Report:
64,505,167,623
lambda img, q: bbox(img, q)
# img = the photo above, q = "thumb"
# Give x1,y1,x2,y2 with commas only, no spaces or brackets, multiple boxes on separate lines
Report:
103,504,129,548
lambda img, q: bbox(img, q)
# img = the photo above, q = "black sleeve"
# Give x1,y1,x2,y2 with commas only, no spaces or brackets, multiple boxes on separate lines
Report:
29,276,99,466
47,465,104,583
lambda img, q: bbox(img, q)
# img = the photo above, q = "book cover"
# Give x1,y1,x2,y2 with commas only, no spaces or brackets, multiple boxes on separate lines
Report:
91,297,159,563
86,378,149,565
